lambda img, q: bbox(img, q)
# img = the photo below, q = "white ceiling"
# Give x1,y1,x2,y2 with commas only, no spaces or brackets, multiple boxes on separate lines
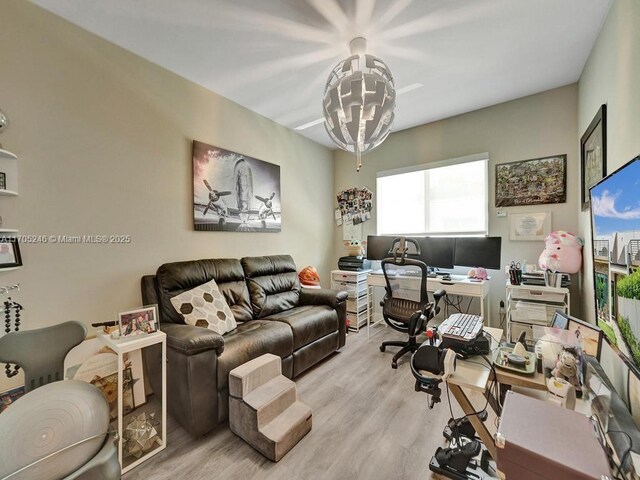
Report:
31,0,612,148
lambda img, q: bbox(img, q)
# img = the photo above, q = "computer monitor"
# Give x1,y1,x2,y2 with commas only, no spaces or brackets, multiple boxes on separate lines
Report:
454,237,502,270
417,237,455,269
366,235,402,260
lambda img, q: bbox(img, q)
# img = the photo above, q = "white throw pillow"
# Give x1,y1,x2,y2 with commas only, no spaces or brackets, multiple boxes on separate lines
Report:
170,278,237,335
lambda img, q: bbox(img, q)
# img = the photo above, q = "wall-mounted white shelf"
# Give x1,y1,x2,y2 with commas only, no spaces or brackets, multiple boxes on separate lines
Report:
0,149,18,195
0,267,21,273
0,149,17,160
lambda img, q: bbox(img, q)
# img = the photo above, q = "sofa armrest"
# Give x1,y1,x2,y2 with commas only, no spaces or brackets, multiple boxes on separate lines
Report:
161,323,225,356
299,288,348,309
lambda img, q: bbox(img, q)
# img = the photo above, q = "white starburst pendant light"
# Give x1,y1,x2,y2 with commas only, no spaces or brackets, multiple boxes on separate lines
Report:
323,37,396,172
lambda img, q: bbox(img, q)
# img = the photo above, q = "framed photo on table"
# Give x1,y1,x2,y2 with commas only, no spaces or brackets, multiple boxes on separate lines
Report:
581,104,607,211
119,305,158,337
0,237,22,269
508,212,551,241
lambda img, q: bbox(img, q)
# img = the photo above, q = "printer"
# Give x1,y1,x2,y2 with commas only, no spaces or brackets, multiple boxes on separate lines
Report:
338,256,371,272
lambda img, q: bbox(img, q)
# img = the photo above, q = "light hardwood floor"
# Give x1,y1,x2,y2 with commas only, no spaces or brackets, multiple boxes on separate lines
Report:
125,326,486,480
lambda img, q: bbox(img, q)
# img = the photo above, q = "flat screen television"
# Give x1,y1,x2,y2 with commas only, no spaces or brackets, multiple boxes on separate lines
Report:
590,155,640,372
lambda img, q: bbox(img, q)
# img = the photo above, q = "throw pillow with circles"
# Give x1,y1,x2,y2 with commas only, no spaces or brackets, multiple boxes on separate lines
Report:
170,278,237,335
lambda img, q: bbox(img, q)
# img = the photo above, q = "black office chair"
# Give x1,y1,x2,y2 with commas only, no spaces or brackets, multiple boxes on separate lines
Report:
379,248,446,369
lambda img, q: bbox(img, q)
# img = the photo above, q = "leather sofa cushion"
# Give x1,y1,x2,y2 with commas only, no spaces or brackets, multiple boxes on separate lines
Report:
217,320,294,392
156,258,253,323
241,255,301,318
264,305,338,350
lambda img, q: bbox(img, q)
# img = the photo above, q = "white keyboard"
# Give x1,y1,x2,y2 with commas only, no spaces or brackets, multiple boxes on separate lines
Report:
439,313,484,341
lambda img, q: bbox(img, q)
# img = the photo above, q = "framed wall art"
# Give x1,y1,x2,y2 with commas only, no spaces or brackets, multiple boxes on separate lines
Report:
0,237,22,269
193,140,281,232
495,155,567,207
508,211,552,241
581,104,607,211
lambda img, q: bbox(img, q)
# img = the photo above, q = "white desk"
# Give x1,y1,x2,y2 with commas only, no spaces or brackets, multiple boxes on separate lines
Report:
366,272,491,337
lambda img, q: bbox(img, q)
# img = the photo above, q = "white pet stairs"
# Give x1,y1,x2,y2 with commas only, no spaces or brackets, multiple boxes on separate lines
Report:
229,354,312,461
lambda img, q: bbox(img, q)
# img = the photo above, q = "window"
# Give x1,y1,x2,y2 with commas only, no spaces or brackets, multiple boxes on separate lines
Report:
376,154,488,236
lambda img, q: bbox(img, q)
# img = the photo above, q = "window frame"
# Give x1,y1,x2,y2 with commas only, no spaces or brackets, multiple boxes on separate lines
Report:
376,152,489,237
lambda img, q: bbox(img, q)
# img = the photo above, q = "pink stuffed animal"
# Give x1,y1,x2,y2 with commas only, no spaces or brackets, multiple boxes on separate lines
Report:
538,231,583,274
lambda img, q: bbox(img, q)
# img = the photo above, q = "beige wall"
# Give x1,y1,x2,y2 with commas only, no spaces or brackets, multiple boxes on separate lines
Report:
333,84,580,325
578,0,640,322
0,1,334,389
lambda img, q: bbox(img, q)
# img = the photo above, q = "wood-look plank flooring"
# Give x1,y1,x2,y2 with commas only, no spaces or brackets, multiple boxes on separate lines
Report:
124,326,490,480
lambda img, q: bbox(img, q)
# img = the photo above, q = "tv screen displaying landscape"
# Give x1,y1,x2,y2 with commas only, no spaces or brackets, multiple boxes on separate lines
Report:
590,155,640,369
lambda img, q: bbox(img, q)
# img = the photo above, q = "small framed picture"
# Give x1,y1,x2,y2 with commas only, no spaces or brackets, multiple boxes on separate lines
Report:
508,212,551,241
567,315,603,360
581,104,607,211
0,172,6,190
0,237,22,269
119,305,158,337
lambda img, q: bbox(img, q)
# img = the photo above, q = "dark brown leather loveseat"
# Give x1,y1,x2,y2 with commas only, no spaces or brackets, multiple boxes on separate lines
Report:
141,254,347,437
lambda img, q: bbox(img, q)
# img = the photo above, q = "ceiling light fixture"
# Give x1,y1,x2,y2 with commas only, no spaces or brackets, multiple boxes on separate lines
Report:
323,37,396,172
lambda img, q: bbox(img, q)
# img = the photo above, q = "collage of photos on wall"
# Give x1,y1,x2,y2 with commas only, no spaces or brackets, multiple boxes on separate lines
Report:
336,187,373,226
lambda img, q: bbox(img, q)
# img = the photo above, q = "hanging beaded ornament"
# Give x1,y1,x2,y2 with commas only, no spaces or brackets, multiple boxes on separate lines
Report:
4,298,23,378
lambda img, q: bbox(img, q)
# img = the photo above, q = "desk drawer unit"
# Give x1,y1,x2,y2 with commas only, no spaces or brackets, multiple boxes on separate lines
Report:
346,311,368,330
509,287,566,304
506,283,570,345
331,269,371,332
331,280,367,299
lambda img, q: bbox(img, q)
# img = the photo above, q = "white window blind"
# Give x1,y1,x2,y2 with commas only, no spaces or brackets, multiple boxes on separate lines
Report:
376,154,488,236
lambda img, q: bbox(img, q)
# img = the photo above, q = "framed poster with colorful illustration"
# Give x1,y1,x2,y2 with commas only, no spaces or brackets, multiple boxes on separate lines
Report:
581,104,607,211
495,155,567,207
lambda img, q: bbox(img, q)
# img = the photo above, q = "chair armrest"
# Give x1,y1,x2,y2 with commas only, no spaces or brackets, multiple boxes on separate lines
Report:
299,288,348,309
161,323,225,356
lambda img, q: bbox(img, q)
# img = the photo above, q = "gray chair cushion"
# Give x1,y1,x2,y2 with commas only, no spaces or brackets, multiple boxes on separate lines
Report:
264,305,338,350
217,320,294,392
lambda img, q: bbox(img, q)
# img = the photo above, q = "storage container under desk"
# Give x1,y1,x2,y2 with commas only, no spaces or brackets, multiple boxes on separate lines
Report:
347,310,368,331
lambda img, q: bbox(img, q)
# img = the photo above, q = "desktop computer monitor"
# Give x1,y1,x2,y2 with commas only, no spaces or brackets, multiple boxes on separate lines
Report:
366,235,420,260
454,237,502,270
417,237,455,269
366,235,454,269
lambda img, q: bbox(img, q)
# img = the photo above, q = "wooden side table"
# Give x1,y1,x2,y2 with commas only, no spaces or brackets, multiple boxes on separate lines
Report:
97,331,166,474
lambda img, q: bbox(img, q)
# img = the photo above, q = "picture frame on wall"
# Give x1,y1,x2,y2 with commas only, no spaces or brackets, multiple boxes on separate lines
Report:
495,155,567,207
508,212,552,241
0,237,22,269
581,104,607,211
192,140,281,232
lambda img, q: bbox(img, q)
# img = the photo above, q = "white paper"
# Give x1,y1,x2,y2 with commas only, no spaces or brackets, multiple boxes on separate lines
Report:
342,219,363,241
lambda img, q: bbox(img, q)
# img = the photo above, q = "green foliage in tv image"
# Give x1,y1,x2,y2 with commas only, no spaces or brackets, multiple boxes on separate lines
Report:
598,319,617,346
618,314,640,367
617,270,640,300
